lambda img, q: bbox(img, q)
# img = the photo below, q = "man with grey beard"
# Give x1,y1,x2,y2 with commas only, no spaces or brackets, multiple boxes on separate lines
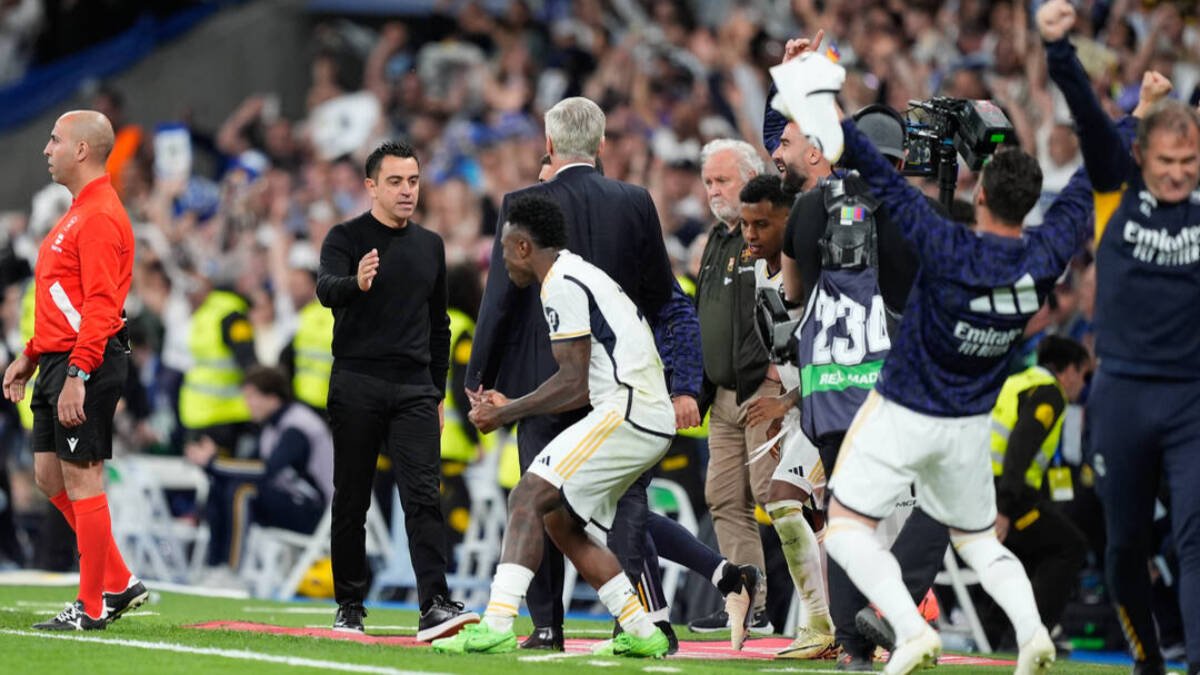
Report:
690,139,778,635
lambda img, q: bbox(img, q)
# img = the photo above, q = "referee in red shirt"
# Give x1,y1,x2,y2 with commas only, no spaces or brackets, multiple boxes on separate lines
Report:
3,110,146,630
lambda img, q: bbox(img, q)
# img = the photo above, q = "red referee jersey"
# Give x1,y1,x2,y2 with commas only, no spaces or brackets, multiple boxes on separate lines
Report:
25,174,135,374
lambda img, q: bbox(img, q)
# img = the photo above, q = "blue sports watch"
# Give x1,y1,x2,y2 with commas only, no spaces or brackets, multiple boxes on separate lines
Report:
66,364,90,382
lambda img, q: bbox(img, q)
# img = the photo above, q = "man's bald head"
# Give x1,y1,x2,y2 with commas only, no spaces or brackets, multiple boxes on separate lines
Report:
58,110,115,163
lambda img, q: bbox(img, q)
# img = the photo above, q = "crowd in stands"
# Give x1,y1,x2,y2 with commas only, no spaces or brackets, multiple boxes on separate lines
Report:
0,0,1196,658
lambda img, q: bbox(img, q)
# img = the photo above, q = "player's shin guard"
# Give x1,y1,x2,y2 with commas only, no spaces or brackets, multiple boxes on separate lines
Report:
951,531,1042,647
824,517,927,643
769,500,832,633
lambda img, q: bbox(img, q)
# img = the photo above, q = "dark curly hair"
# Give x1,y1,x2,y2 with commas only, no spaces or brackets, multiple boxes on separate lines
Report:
980,148,1042,226
506,195,568,249
738,174,792,209
365,140,418,180
1036,335,1090,374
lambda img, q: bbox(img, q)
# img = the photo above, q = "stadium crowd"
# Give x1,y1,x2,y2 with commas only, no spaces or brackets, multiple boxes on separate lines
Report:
0,0,1198,669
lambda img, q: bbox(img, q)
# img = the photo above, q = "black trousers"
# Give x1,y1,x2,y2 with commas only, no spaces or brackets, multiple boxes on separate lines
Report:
611,471,669,615
819,436,950,659
517,410,586,629
327,369,448,609
981,498,1087,648
1090,370,1200,672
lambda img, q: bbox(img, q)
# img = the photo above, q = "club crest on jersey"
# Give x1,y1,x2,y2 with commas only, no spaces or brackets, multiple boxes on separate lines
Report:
544,307,560,332
740,248,754,263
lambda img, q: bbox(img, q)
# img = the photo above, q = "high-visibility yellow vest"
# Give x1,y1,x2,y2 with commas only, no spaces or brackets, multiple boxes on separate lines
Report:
17,280,36,431
990,366,1065,489
442,309,483,463
673,274,709,440
497,430,520,490
292,300,334,410
179,290,252,429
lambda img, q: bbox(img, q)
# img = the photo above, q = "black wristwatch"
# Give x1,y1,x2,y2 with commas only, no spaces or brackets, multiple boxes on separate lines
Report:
66,364,90,382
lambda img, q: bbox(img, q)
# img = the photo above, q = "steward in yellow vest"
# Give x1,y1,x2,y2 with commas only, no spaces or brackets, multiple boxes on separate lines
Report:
17,279,36,430
179,289,257,442
290,299,335,410
988,335,1090,639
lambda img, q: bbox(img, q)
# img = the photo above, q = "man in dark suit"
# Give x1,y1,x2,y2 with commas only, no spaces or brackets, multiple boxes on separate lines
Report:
467,96,680,649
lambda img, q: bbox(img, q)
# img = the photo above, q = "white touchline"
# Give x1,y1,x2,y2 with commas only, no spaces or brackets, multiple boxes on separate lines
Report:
517,653,578,662
243,607,335,614
305,625,418,630
753,662,840,667
0,630,452,675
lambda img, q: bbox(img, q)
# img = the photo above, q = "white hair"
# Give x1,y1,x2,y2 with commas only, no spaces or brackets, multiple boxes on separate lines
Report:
545,97,606,161
699,138,765,182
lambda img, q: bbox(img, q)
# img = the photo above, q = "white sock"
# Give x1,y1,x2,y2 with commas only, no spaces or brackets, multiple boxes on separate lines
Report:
953,531,1043,646
483,563,534,632
825,518,927,643
769,500,832,634
710,560,730,588
598,573,655,638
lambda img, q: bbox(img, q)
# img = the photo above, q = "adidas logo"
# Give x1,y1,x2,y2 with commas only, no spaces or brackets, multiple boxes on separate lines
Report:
968,273,1038,316
788,466,805,477
539,456,551,466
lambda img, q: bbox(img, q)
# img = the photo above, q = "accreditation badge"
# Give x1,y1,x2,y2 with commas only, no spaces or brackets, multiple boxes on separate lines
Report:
1047,466,1074,502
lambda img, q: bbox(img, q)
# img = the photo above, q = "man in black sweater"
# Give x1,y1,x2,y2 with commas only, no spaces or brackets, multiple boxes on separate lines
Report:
317,140,478,641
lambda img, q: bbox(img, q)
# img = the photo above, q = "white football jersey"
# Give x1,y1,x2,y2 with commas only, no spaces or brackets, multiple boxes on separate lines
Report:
540,251,673,434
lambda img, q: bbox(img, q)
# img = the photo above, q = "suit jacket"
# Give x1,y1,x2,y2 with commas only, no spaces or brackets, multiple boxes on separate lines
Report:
467,165,675,400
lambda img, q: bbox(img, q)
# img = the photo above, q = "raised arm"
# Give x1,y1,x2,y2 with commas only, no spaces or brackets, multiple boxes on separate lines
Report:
763,30,824,155
1039,164,1096,263
838,117,959,263
1039,0,1130,198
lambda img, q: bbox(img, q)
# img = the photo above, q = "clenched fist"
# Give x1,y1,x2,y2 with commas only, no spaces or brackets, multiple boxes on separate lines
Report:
1134,71,1174,118
1036,0,1076,43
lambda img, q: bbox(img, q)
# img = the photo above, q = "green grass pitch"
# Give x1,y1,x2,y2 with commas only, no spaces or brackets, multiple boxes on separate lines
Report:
0,582,1126,674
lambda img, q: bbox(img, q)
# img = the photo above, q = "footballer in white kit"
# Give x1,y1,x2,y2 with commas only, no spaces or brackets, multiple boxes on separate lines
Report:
437,194,673,658
527,249,677,534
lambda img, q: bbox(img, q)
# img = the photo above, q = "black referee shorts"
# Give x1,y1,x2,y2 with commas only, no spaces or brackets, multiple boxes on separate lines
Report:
30,336,129,462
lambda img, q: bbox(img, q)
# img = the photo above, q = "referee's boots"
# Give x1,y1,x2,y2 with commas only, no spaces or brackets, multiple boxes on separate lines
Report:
103,577,149,624
33,600,107,631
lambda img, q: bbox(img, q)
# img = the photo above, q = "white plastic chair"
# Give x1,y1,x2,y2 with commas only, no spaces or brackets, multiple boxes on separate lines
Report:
242,493,390,601
933,546,993,653
107,456,209,584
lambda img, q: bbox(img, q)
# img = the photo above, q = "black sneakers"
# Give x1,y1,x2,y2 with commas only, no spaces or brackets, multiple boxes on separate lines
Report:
520,625,565,651
33,600,107,631
855,607,897,652
687,608,774,634
416,595,480,642
332,602,367,633
103,579,149,624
